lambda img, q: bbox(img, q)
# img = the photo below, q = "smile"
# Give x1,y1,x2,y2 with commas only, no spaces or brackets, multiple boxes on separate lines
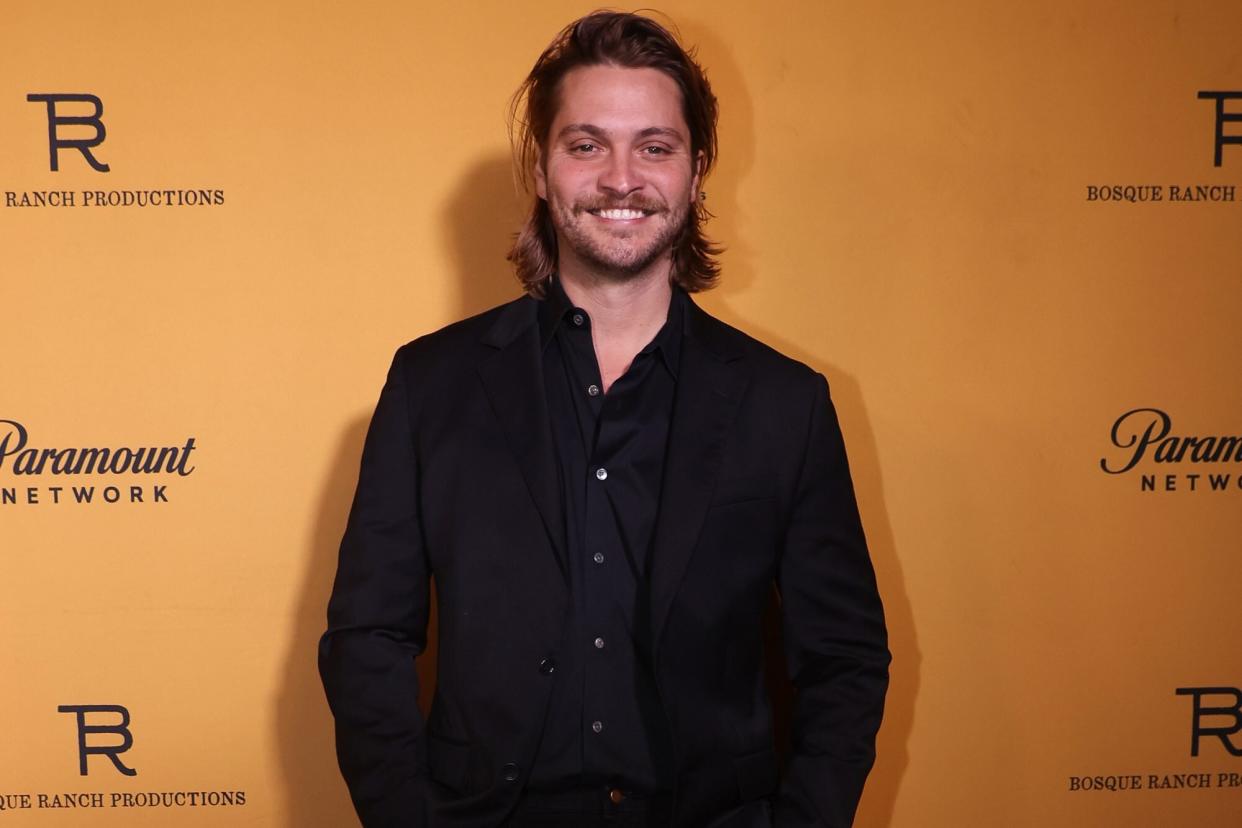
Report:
589,208,651,221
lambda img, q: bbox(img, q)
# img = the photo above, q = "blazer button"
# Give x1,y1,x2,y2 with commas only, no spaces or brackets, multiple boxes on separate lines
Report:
501,763,521,783
538,657,556,675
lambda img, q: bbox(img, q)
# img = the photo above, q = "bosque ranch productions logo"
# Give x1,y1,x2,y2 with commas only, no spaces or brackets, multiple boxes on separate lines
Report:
5,92,224,209
0,704,246,814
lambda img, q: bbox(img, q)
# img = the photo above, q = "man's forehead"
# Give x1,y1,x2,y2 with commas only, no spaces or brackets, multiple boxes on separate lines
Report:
550,64,688,132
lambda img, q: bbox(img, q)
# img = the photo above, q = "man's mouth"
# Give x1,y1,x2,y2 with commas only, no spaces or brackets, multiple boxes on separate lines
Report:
592,208,648,220
583,205,659,221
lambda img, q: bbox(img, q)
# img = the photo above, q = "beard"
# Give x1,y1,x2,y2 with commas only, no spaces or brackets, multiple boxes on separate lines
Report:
546,192,691,282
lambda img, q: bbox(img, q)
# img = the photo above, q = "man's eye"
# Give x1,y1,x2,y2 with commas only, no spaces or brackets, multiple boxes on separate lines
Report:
571,143,598,153
641,145,671,156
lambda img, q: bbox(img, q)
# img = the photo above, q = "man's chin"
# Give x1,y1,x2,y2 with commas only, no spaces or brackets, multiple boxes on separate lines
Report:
555,215,684,281
577,247,671,282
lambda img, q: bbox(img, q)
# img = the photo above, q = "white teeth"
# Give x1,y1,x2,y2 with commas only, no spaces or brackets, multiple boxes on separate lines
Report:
596,209,645,220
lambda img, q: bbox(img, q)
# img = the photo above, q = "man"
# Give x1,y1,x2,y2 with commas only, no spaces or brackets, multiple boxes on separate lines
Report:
319,11,889,828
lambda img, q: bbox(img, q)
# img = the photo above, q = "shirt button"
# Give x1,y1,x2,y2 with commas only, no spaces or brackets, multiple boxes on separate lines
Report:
587,384,601,397
538,657,556,675
591,720,603,733
501,763,521,783
595,467,608,481
594,637,605,649
609,788,626,804
571,313,585,327
593,552,604,564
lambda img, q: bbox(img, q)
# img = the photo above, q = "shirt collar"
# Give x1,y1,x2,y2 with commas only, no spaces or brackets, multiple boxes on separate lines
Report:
537,277,576,348
537,277,685,378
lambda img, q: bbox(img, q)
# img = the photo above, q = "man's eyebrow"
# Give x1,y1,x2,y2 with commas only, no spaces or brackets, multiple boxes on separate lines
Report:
636,126,685,141
555,123,686,142
557,123,608,140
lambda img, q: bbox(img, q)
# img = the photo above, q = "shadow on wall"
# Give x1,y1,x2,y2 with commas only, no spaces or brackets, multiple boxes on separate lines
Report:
275,154,524,827
444,155,529,317
827,370,918,828
275,415,369,828
677,13,757,301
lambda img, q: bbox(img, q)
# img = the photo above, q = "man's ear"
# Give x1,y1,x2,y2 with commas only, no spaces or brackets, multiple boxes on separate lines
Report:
533,147,547,200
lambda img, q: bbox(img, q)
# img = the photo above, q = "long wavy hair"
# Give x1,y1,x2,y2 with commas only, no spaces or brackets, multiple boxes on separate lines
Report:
507,11,722,297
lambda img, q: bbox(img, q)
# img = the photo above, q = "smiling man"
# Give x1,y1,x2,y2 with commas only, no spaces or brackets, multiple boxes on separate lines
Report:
319,11,890,828
535,66,696,292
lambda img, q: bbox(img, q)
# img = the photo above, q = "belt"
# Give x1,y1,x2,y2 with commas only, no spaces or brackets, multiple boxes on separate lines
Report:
514,786,674,816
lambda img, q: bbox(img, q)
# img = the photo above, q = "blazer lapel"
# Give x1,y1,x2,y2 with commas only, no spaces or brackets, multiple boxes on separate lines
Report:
650,300,749,652
477,298,568,579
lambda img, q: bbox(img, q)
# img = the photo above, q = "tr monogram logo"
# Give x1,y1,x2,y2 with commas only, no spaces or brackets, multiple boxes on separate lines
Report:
1197,91,1242,167
1176,687,1242,757
57,704,137,776
26,93,110,172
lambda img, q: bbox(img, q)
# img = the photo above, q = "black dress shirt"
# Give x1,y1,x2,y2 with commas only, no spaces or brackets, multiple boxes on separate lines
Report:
528,279,684,795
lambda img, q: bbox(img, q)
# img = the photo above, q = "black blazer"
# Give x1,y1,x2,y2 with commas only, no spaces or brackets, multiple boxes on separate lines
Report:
319,295,889,828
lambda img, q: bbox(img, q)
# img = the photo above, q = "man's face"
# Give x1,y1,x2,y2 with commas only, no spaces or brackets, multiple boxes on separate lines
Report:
535,64,701,282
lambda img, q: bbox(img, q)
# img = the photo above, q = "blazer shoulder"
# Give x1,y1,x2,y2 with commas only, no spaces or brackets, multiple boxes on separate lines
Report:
691,302,826,393
391,294,535,376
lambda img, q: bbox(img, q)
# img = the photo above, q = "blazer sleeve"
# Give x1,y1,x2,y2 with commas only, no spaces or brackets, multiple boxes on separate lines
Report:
319,346,431,827
773,373,890,828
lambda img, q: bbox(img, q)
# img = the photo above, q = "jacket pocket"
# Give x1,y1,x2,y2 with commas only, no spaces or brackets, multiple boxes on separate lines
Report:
733,747,778,802
426,732,473,794
709,474,775,509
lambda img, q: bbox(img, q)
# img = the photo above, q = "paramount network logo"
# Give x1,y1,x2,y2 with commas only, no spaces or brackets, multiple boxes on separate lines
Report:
0,418,197,506
1100,408,1242,492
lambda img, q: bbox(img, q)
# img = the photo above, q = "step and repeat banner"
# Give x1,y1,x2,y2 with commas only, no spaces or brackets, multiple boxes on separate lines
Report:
2,1,1238,825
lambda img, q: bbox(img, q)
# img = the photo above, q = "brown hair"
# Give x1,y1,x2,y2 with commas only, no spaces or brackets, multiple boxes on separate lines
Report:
507,10,722,296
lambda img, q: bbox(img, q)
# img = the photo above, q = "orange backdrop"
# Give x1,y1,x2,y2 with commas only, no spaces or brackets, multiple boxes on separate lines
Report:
2,1,1240,825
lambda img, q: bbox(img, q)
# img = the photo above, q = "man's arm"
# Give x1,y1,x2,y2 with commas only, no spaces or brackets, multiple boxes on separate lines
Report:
774,374,890,827
319,347,431,827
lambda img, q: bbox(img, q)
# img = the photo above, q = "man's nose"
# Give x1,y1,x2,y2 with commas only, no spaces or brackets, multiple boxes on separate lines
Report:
598,151,642,197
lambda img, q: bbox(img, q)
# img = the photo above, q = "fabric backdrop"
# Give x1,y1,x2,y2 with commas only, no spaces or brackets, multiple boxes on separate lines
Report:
2,1,1239,825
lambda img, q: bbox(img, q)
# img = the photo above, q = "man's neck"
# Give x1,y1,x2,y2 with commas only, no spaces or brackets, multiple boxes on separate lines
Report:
557,266,674,393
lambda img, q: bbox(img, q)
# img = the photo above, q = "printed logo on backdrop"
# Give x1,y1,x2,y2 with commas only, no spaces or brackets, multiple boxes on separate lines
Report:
1198,92,1242,167
1177,687,1242,757
26,94,110,172
58,705,137,776
0,705,246,813
1065,684,1241,795
4,93,224,209
1083,89,1239,204
1100,408,1242,493
0,419,197,506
